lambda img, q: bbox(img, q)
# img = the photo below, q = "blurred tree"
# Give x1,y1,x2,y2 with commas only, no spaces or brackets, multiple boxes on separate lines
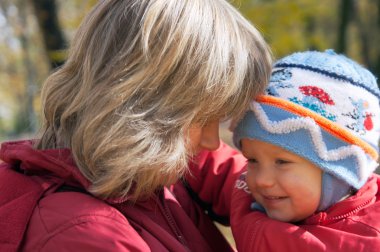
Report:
0,0,48,136
0,0,95,138
30,0,67,68
28,0,99,70
337,0,353,54
15,0,38,133
336,0,380,76
235,0,379,78
236,0,336,58
356,0,380,76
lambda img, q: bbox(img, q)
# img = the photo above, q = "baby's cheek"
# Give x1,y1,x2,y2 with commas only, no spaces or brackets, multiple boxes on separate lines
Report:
245,170,257,192
279,172,300,187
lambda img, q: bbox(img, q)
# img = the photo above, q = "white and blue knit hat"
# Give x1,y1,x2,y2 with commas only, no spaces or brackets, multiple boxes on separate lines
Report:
234,50,380,211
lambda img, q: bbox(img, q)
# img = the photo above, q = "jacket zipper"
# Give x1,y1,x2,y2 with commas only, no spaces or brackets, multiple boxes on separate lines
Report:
155,191,190,251
325,197,373,222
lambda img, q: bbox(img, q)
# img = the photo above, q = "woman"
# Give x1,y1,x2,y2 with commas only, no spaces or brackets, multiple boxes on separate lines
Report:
0,0,272,251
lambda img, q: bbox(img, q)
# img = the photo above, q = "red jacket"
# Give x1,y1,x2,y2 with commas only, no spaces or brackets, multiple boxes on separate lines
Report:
231,171,380,252
0,140,245,252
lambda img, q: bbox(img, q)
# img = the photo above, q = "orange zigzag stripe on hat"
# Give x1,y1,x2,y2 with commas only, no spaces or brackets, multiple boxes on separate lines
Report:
256,95,378,160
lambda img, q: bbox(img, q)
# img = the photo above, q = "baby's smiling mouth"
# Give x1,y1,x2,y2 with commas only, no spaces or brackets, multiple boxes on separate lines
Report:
263,195,287,200
260,194,288,207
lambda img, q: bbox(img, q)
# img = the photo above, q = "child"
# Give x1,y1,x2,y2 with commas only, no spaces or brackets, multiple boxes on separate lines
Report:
231,50,380,251
0,0,272,251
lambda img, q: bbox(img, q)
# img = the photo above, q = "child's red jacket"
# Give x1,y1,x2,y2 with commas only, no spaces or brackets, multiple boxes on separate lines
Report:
230,171,380,252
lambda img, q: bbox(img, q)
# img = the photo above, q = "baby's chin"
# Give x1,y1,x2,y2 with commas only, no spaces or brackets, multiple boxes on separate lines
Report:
265,209,304,223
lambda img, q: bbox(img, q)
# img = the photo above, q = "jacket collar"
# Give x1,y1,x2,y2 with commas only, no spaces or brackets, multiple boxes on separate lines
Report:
0,140,160,204
0,140,91,189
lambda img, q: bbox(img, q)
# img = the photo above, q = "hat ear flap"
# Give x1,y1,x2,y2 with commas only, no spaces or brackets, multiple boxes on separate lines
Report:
318,172,352,211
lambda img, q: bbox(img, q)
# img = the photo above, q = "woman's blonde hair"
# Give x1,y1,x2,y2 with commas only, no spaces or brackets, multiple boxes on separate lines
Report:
36,0,272,200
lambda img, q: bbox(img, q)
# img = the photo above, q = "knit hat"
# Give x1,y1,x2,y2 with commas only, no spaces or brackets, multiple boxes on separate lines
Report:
234,49,380,211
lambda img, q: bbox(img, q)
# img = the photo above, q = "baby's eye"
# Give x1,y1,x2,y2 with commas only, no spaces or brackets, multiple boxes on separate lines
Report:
246,159,257,170
247,158,257,164
275,159,290,165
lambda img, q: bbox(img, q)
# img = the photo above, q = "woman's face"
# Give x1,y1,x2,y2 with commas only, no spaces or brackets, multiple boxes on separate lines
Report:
242,139,322,222
188,120,220,154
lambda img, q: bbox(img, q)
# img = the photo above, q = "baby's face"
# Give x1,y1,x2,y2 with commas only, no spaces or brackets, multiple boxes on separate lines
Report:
241,139,322,222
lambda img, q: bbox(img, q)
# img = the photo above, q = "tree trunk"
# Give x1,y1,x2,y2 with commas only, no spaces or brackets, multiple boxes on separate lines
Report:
337,0,353,53
30,0,67,69
16,0,38,133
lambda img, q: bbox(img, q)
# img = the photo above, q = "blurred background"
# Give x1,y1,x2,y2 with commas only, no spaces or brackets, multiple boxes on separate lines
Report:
0,0,379,140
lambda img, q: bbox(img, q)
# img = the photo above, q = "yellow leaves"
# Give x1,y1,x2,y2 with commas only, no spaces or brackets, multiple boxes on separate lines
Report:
47,49,67,63
234,0,337,58
58,0,98,39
